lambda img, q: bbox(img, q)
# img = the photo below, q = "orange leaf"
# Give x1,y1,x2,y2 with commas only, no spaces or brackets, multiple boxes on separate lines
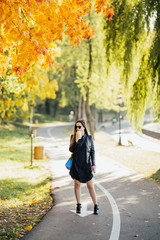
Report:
25,226,32,231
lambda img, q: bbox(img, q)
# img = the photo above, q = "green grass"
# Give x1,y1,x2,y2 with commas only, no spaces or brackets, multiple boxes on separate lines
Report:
0,123,53,240
32,113,71,124
32,113,57,124
151,169,160,183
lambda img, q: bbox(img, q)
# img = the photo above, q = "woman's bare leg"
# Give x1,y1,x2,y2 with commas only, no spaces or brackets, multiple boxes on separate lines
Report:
74,180,81,203
86,179,97,204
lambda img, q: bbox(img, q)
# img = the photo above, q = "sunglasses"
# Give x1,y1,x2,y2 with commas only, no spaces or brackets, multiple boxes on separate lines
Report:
75,126,82,129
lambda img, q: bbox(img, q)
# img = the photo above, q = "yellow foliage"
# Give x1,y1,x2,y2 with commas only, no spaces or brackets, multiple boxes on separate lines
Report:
32,199,38,203
22,101,29,112
0,0,114,120
0,0,114,76
0,111,5,119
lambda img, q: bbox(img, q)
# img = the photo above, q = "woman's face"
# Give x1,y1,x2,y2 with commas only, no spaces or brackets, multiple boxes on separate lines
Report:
75,122,85,135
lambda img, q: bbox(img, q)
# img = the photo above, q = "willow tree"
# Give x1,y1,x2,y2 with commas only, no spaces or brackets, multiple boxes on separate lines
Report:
104,0,160,129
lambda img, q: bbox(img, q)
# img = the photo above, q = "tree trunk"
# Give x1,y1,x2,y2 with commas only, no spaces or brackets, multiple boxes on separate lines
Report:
45,98,50,115
81,97,85,119
85,86,95,137
53,102,58,117
77,94,85,120
85,39,95,138
77,94,82,119
98,110,103,123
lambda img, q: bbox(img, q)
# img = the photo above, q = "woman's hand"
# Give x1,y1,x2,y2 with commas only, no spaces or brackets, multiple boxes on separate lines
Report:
76,131,81,142
91,165,96,174
70,134,74,144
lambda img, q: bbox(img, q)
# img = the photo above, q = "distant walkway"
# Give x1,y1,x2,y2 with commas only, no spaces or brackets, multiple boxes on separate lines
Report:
142,128,160,140
143,122,160,133
142,122,160,140
97,120,160,153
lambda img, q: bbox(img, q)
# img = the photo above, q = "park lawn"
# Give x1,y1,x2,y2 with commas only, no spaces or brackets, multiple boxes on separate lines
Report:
29,112,70,125
0,124,53,240
95,131,160,184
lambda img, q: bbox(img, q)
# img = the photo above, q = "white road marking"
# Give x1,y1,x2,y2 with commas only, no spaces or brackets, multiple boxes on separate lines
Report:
47,127,53,138
71,202,93,217
96,182,121,240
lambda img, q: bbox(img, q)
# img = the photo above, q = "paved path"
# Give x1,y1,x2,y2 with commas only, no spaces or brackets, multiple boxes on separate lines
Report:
98,121,160,153
21,123,160,240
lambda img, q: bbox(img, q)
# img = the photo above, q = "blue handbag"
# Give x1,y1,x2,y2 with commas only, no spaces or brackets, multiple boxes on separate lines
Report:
65,157,73,170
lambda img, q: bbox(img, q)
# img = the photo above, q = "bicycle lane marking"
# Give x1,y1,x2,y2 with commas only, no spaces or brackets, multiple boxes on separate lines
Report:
47,127,53,138
96,182,121,240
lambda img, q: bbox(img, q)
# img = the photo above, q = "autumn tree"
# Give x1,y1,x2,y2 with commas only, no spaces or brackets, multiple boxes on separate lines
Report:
0,0,114,76
0,0,114,121
0,64,59,121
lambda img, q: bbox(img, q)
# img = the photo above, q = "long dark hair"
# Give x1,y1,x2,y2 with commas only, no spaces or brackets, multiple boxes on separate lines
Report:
74,119,89,136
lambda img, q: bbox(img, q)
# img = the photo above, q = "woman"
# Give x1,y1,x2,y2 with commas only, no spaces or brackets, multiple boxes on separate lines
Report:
69,119,99,215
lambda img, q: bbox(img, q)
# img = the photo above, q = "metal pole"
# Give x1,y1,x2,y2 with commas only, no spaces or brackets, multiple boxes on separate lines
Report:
118,104,122,145
31,133,33,166
29,106,33,132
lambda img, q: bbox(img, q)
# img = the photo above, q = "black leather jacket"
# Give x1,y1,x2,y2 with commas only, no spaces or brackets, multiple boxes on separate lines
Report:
69,134,95,166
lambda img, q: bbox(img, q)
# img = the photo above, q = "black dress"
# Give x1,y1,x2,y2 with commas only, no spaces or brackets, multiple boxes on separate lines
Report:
69,134,94,183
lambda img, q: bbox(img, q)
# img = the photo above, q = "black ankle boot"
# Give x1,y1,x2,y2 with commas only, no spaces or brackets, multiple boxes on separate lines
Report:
94,204,99,215
76,203,81,214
